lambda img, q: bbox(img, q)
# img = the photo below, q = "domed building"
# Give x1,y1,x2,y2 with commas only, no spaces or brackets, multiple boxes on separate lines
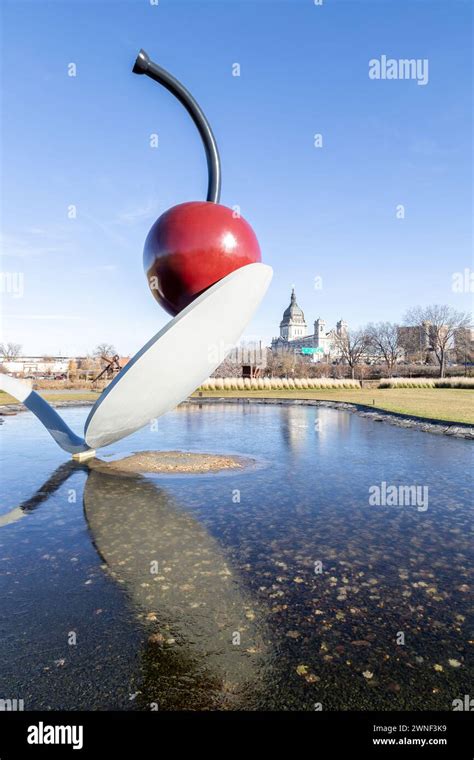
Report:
271,289,347,361
279,288,307,341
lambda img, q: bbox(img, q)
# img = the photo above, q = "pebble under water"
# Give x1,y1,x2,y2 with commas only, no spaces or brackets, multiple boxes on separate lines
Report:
0,403,472,711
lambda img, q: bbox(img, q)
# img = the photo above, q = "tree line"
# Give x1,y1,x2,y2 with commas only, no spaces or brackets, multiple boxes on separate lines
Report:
272,304,472,379
2,304,472,381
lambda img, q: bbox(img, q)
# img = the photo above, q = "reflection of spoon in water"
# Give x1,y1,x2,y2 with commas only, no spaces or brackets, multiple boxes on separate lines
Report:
0,460,85,527
83,465,268,708
1,462,268,709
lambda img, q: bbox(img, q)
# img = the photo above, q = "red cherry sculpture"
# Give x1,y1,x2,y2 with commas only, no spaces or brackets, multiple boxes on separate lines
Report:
133,49,264,316
143,201,261,316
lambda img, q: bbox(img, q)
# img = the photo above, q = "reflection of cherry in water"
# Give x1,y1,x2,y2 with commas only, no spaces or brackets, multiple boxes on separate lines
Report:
134,50,263,316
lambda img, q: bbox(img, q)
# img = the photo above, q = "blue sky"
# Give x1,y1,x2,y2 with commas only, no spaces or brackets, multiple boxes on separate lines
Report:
1,0,472,356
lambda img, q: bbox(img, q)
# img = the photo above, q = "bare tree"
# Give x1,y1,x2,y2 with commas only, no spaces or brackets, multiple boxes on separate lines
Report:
212,356,242,378
93,343,117,360
79,355,99,371
67,359,78,379
268,350,305,378
366,322,403,376
404,305,471,378
0,342,22,360
331,327,370,379
453,327,474,369
397,326,428,364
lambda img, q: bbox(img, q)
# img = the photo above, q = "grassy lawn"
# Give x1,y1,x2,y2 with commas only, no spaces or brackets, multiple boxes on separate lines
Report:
1,387,472,424
192,388,474,424
0,390,100,405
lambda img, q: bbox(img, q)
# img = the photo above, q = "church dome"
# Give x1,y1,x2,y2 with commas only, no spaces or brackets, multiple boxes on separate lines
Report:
281,288,305,324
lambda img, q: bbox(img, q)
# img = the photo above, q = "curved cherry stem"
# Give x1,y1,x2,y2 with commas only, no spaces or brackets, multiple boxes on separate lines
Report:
133,49,221,204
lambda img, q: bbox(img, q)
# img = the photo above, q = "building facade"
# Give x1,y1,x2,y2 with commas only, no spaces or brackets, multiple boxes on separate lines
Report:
271,289,346,361
212,342,269,378
0,356,70,377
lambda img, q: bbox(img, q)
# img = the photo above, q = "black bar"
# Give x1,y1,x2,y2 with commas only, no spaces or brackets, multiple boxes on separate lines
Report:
0,711,471,758
133,48,221,204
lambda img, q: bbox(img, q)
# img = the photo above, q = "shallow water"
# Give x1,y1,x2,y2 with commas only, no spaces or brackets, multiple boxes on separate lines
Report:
0,403,472,710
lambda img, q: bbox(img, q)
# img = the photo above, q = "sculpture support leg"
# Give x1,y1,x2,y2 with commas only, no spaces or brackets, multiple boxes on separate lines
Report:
0,375,90,455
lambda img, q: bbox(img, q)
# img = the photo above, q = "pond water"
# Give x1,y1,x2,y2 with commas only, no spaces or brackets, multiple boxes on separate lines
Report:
0,403,472,711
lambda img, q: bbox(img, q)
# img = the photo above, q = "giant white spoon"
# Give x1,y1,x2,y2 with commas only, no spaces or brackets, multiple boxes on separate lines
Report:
0,263,272,456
